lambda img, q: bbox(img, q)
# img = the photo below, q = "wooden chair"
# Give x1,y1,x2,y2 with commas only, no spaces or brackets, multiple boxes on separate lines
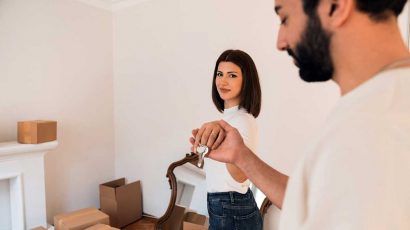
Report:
124,152,274,229
156,153,199,229
260,197,273,220
123,153,199,230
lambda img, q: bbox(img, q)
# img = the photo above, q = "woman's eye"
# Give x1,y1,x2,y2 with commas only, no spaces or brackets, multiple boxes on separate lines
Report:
229,74,237,78
216,73,223,77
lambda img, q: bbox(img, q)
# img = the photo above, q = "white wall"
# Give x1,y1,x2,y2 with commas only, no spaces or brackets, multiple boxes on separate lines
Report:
113,0,340,220
0,0,115,223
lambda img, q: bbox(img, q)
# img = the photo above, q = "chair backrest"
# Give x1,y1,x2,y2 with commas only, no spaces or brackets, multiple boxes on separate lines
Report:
155,152,274,229
260,197,273,219
155,153,199,229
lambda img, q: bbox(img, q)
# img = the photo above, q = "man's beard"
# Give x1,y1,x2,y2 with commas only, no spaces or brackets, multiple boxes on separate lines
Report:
287,14,334,82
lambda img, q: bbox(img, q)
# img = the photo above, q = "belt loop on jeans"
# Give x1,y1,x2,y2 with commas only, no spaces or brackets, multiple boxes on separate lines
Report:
229,192,234,203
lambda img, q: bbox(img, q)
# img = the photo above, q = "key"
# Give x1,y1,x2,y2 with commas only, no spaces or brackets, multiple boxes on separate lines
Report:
196,144,209,167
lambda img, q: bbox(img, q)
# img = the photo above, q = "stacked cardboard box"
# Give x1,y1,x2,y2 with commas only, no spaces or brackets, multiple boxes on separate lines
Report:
53,178,205,230
30,227,47,230
54,207,109,230
85,224,120,230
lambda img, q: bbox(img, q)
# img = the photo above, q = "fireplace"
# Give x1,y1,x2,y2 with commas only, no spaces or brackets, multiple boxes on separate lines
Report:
174,162,207,215
0,141,57,229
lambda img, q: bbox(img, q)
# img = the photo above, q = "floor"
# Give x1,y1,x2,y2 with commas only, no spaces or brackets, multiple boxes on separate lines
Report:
122,216,158,230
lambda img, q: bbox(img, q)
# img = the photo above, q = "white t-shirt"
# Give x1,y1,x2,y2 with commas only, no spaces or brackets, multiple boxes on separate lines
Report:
280,68,410,229
204,106,258,194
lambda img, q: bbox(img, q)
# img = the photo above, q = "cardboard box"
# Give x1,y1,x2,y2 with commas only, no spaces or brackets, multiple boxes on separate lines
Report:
162,205,208,230
84,224,120,230
31,227,47,230
183,212,208,230
184,212,206,225
54,207,109,230
183,222,207,230
100,178,142,228
18,120,57,144
162,205,186,230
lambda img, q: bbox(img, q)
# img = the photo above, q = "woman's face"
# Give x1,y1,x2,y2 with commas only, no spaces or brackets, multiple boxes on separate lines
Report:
215,61,243,108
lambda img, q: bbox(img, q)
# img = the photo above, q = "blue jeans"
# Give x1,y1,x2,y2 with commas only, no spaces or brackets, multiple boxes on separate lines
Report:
207,189,263,230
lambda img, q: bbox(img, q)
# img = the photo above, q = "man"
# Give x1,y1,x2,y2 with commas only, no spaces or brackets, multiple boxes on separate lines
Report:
191,0,410,228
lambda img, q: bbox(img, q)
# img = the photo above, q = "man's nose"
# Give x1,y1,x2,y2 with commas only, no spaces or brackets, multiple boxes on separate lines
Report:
276,28,288,51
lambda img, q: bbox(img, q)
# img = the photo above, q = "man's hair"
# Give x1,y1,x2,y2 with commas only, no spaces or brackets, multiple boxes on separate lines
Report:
303,0,408,21
212,49,262,118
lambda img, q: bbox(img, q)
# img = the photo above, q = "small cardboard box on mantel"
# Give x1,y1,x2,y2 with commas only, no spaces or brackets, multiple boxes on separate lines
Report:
18,120,57,144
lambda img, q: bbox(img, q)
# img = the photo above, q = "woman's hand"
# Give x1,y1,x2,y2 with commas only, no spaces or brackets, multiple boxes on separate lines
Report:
189,120,248,166
189,121,225,153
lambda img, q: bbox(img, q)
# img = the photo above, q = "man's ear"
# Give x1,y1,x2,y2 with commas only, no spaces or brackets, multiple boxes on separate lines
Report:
329,3,338,16
328,0,354,27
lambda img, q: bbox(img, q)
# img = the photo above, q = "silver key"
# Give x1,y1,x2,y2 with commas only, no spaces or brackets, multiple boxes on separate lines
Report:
196,144,209,167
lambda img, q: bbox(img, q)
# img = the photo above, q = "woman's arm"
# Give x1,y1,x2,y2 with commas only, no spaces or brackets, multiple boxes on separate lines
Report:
191,120,289,209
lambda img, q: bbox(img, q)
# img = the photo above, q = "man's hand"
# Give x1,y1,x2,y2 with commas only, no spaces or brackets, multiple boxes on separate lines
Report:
207,120,248,165
190,120,288,209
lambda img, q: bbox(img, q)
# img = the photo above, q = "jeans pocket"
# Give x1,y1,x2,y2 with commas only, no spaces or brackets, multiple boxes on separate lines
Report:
208,211,226,230
233,208,263,230
223,202,256,217
208,199,225,218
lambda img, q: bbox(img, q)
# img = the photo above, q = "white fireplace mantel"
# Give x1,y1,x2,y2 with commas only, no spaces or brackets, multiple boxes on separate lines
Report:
0,141,57,230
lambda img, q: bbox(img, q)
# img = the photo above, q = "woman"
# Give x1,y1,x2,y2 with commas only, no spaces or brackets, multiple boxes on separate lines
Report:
193,49,262,230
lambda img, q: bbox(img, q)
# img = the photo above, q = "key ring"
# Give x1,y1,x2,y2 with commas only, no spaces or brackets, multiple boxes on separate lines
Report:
196,144,209,167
